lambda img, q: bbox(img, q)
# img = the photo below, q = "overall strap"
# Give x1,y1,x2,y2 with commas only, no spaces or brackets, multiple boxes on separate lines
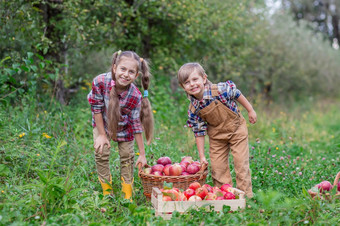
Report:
211,84,219,97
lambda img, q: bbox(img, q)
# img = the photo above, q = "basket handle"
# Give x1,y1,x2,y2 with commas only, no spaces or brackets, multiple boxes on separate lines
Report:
138,163,144,177
333,171,340,187
198,162,208,180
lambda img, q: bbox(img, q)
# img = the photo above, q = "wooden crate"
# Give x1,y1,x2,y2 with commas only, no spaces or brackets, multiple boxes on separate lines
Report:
151,187,246,220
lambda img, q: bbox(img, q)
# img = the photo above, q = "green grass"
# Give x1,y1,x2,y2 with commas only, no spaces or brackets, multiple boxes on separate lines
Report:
0,90,339,225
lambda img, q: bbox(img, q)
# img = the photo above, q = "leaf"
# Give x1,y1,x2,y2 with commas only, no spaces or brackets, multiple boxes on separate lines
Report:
4,68,16,76
163,181,173,189
30,65,38,72
163,192,176,201
222,205,231,213
0,56,11,65
0,164,10,177
37,170,48,184
27,52,33,59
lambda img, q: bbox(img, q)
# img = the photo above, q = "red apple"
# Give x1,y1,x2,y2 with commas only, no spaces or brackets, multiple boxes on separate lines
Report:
188,195,202,201
163,196,172,201
186,164,200,174
220,183,233,192
205,192,217,200
180,160,191,169
195,187,208,199
179,164,186,172
189,182,201,190
178,192,188,201
183,188,195,199
151,164,164,173
192,161,201,167
172,187,180,192
318,181,333,192
163,164,172,176
216,196,225,200
181,156,193,164
202,184,213,192
169,163,182,176
224,191,236,200
181,172,190,176
168,189,180,201
151,171,163,176
157,156,172,166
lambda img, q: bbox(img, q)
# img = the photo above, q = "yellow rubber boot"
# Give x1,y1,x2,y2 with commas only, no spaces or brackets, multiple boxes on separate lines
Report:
121,177,133,201
99,177,112,196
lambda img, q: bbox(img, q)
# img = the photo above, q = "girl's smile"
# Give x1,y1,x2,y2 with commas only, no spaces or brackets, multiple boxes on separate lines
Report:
113,57,139,90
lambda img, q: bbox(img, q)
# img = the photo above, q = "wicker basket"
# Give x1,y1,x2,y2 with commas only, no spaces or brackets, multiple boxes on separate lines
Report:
308,172,340,200
138,163,208,199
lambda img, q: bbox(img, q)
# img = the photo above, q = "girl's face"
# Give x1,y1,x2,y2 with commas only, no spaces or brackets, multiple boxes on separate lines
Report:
182,69,207,100
113,57,139,89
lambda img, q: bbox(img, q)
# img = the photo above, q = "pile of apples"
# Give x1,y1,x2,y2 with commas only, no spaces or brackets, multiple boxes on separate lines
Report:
143,156,202,176
160,182,238,201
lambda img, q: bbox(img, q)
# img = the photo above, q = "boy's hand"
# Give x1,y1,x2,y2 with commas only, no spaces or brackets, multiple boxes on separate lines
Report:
200,156,208,165
94,135,111,155
248,109,257,124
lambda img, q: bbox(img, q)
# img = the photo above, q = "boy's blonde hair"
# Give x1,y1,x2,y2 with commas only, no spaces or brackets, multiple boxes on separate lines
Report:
177,62,211,87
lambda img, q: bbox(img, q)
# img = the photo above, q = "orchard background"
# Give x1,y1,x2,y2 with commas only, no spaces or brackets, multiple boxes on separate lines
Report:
1,0,339,225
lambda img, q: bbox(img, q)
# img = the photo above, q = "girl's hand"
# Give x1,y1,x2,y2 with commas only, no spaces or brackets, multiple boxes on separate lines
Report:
248,109,257,124
94,135,111,155
135,154,147,167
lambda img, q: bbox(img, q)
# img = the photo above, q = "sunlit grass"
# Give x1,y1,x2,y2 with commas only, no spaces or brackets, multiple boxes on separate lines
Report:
0,94,339,225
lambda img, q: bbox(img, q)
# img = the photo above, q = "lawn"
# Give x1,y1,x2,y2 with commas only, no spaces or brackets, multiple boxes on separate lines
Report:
0,91,339,225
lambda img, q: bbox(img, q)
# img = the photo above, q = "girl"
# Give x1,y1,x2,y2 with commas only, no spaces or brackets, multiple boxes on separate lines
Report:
177,62,257,198
87,50,154,200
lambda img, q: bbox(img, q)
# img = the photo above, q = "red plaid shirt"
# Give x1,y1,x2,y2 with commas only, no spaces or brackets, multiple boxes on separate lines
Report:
87,72,143,142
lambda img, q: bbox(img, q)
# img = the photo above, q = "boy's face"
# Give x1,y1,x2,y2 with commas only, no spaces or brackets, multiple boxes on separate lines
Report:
182,70,207,100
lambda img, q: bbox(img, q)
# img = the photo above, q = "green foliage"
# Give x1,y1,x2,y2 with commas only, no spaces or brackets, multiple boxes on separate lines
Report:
0,89,339,224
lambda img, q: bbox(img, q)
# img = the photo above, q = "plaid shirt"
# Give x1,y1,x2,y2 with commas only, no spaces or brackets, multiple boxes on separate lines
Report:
187,80,241,137
87,72,143,142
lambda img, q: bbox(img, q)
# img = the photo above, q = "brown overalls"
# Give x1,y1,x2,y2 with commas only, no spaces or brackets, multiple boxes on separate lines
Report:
190,85,253,197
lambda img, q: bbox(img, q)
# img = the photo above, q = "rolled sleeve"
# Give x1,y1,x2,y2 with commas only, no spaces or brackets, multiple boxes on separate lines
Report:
187,109,207,137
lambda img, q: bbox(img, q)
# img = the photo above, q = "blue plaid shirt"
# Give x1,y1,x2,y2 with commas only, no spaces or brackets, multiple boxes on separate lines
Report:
187,80,241,137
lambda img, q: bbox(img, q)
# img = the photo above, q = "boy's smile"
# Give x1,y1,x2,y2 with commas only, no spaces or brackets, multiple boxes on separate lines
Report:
182,70,207,100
